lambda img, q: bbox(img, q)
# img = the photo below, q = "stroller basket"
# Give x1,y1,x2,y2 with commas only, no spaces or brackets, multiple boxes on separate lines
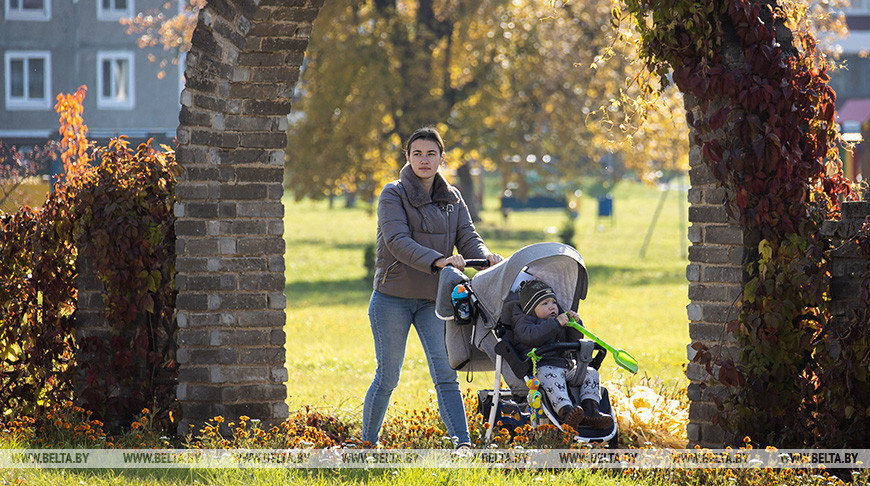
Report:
476,387,617,445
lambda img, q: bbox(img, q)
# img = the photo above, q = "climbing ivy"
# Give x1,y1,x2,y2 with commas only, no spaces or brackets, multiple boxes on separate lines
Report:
616,0,860,446
808,220,870,446
0,89,178,430
0,202,77,417
73,138,179,430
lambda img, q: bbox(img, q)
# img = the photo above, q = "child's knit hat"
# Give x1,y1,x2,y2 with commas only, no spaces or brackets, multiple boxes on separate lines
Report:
519,279,557,315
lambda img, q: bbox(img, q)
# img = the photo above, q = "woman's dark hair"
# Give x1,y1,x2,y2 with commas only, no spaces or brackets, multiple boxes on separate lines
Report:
404,127,445,155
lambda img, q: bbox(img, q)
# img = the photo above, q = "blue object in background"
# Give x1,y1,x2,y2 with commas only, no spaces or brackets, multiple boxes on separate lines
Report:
597,194,613,217
50,156,64,191
501,196,567,210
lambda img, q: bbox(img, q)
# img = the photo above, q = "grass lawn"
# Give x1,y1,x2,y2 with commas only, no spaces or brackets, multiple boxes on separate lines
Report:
0,180,51,212
283,177,691,424
0,465,665,486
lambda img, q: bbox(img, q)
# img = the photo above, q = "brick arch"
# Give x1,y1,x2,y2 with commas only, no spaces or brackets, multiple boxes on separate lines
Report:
174,0,321,434
174,0,744,443
175,0,865,448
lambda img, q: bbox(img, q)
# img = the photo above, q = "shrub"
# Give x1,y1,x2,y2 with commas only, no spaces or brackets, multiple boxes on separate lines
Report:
73,138,179,430
0,200,77,417
0,88,178,430
0,138,178,429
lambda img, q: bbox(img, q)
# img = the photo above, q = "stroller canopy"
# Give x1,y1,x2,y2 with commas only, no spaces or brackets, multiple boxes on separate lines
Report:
472,242,588,324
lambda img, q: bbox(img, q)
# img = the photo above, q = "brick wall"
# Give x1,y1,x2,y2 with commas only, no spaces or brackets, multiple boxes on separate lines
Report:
75,248,177,431
685,156,870,446
823,202,870,333
74,249,107,410
684,155,743,446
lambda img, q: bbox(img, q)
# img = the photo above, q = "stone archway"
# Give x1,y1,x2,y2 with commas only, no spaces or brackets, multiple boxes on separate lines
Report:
174,0,748,445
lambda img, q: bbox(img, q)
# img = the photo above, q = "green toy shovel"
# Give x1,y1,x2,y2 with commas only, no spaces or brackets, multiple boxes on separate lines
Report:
567,317,638,374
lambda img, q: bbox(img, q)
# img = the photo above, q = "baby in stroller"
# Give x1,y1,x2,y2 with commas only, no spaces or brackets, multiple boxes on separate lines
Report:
505,279,614,430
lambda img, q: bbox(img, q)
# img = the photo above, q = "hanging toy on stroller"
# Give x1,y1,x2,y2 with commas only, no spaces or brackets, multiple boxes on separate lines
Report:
526,377,544,420
435,242,637,448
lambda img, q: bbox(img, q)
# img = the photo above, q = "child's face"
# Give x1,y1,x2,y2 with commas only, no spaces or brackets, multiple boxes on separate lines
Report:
533,297,559,319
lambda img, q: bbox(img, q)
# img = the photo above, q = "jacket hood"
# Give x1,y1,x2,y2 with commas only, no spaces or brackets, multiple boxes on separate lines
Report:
400,163,459,208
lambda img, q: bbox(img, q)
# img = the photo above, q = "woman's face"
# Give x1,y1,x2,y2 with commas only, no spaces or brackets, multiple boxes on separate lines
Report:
406,139,444,182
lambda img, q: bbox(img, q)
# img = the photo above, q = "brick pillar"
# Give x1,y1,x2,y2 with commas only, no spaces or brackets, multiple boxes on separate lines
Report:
74,248,108,400
823,202,870,330
174,1,319,434
75,245,177,431
684,96,750,447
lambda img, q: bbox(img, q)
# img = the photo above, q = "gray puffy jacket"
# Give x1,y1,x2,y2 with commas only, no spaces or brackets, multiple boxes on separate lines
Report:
373,164,490,300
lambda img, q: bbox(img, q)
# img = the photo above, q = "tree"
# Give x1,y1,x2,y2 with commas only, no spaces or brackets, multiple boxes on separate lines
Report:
285,1,512,210
123,1,691,209
55,85,91,179
285,0,692,210
126,1,849,208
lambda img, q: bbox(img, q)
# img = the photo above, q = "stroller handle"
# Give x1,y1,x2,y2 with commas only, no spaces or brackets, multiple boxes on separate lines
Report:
445,259,490,269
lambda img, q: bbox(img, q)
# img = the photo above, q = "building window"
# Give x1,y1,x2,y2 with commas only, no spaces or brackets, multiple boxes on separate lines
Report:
4,51,51,110
97,0,133,21
5,0,51,20
97,52,135,110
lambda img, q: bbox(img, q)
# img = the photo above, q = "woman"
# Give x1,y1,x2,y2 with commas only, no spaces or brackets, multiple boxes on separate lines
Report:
362,127,503,447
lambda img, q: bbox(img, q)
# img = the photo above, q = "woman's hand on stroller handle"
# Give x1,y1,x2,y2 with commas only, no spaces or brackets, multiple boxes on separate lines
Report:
436,254,469,270
437,254,501,271
485,253,504,266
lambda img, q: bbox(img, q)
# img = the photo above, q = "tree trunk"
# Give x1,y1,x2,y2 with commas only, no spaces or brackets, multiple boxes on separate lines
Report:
345,191,356,208
455,162,481,222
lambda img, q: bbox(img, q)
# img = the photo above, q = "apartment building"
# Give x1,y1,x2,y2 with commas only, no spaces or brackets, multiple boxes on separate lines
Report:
1,0,182,148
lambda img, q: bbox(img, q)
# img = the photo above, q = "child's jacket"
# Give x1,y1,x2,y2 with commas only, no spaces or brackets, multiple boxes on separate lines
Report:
503,300,583,370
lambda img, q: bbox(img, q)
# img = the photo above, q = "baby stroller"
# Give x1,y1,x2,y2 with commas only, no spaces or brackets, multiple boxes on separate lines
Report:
436,242,619,447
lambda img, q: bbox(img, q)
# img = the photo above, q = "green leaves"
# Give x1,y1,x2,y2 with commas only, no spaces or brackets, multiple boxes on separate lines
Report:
287,1,689,201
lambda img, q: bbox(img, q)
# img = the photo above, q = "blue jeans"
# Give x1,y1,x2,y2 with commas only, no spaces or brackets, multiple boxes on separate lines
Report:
362,291,470,445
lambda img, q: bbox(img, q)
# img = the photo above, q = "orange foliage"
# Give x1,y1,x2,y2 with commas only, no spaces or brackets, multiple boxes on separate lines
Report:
54,85,91,180
121,0,204,79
